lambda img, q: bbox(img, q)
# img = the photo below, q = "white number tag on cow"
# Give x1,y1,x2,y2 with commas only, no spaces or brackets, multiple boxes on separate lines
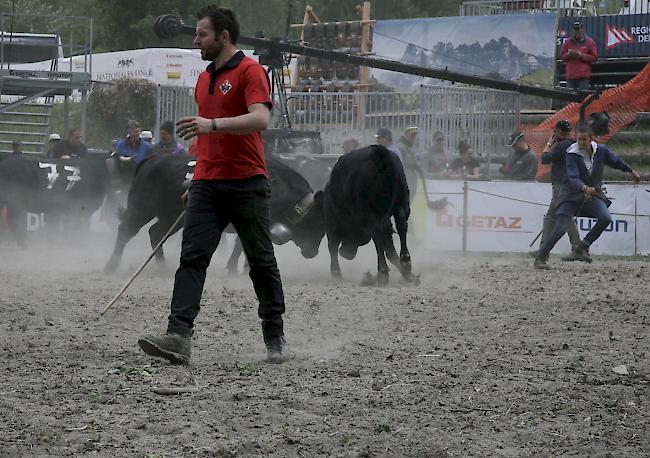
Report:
64,165,81,191
38,162,59,190
186,160,196,182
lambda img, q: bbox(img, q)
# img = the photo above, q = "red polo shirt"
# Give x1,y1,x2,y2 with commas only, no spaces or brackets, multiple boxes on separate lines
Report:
193,51,271,180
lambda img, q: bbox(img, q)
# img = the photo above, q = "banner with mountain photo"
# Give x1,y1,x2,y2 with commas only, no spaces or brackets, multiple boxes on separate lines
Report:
371,14,557,91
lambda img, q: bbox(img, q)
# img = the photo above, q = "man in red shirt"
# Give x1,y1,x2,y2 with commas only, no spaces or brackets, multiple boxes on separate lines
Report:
560,21,598,92
138,5,287,364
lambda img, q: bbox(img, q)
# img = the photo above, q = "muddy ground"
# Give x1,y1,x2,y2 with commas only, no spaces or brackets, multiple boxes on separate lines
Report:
0,232,648,457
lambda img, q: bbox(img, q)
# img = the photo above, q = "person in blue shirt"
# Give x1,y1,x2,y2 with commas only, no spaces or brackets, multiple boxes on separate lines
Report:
374,127,403,160
534,123,640,269
115,119,152,165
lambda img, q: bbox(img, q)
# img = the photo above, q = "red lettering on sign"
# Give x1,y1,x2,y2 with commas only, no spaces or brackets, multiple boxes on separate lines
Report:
508,217,522,229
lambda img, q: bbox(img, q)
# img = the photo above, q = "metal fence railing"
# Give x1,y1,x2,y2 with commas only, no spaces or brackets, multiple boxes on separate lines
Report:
459,0,648,16
287,86,520,178
154,84,521,179
154,85,195,145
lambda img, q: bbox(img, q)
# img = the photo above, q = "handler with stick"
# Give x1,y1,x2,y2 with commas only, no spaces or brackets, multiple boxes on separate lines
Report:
534,123,640,269
138,5,287,364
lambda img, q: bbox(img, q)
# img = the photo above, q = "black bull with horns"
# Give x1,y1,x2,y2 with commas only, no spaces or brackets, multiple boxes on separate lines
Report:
103,154,323,274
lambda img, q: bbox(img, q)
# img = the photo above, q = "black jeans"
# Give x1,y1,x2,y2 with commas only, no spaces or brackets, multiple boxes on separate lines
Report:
167,176,285,339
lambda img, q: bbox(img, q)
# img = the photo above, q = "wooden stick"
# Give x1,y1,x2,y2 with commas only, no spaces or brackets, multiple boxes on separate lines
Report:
152,386,200,395
101,211,185,315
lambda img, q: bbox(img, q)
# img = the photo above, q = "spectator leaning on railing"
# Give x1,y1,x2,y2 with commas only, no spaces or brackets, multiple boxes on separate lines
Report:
560,21,597,92
500,132,537,181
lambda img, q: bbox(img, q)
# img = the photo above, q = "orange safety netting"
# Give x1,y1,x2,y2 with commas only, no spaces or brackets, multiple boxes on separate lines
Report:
525,63,650,181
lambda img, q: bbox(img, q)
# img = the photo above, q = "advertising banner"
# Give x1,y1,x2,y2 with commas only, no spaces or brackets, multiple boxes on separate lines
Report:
415,180,641,256
557,14,650,59
636,184,650,255
372,13,557,91
13,48,258,88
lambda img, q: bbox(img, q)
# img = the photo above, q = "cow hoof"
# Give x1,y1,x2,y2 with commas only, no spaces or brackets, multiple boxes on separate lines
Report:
104,258,119,274
359,271,375,286
331,268,342,279
376,271,389,287
339,244,358,260
226,267,239,277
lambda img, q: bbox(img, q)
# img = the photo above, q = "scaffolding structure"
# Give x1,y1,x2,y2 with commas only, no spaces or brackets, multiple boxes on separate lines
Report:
0,13,92,154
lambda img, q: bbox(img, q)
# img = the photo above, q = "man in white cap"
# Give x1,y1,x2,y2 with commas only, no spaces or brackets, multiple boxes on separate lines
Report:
140,130,154,144
45,133,61,158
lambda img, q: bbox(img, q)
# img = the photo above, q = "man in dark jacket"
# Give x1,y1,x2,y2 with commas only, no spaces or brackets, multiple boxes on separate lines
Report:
534,124,640,269
531,120,580,256
500,132,537,181
152,121,188,156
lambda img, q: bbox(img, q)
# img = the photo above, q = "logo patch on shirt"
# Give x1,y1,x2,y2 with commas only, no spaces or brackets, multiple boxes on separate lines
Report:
219,79,233,94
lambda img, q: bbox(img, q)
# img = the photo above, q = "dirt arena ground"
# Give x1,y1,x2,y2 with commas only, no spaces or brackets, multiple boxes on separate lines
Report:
0,232,648,457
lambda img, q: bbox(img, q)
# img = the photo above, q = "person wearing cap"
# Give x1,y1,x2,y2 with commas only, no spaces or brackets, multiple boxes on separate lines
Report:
11,140,23,156
532,120,581,256
153,121,188,156
45,133,61,158
500,132,537,181
424,130,449,174
374,127,403,161
115,120,152,165
396,126,421,201
52,128,88,159
140,130,154,144
560,21,597,92
534,123,641,269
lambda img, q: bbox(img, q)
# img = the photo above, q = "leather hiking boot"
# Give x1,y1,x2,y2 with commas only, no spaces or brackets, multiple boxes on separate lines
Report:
264,336,288,363
138,333,191,365
534,256,550,270
561,243,592,263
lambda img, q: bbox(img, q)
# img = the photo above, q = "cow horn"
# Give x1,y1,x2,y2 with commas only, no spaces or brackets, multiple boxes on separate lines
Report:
270,223,293,245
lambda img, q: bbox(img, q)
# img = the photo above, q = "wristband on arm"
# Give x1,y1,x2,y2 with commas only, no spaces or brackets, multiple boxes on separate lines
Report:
211,119,218,132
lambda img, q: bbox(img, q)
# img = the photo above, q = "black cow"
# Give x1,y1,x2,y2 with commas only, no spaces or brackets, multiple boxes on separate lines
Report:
307,145,419,286
0,154,109,247
103,154,323,274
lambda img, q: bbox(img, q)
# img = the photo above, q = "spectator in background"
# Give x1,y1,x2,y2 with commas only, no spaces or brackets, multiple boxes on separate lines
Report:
341,136,359,154
500,132,537,181
53,128,88,159
11,140,23,156
424,130,449,173
153,121,188,156
560,21,597,92
140,130,154,145
397,126,419,168
45,133,61,158
115,119,152,165
374,127,403,160
448,141,481,179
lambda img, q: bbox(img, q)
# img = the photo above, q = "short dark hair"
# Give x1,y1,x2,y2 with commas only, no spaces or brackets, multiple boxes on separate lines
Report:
458,141,471,155
160,121,175,136
197,5,240,44
68,127,80,137
576,123,592,136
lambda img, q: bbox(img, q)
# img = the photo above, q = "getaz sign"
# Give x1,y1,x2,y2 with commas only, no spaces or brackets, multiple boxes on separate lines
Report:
435,211,523,231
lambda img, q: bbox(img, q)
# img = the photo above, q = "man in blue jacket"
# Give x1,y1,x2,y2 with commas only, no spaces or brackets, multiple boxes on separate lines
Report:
534,123,640,269
531,120,580,256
